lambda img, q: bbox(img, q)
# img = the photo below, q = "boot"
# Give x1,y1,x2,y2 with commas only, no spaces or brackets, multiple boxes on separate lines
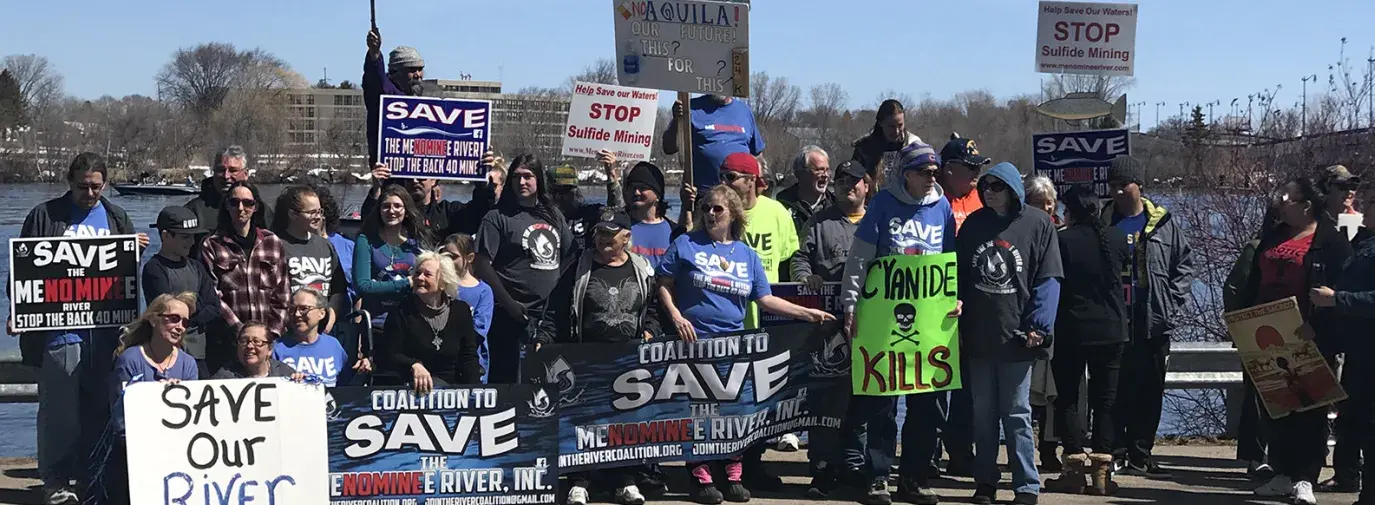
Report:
1086,453,1119,496
1043,453,1088,494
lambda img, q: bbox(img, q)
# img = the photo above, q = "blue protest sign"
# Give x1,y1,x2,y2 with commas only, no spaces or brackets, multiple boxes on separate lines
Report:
1031,128,1130,197
522,323,848,472
326,385,559,504
378,95,492,181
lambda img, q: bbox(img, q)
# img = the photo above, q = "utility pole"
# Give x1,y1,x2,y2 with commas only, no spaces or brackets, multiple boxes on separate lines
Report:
1367,51,1374,128
1155,101,1165,129
1207,100,1220,124
1302,74,1316,136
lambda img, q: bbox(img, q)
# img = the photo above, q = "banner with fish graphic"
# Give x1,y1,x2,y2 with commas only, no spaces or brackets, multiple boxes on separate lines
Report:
378,95,492,181
325,385,560,504
521,323,848,471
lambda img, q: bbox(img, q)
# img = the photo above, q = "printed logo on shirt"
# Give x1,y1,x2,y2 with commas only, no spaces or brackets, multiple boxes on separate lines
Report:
288,256,334,296
887,218,944,254
281,356,340,386
690,251,752,297
744,231,777,273
64,224,111,238
971,239,1024,295
521,223,561,271
631,244,667,258
704,124,746,133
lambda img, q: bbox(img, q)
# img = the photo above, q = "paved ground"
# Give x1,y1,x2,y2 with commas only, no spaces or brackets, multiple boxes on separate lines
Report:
0,445,1360,504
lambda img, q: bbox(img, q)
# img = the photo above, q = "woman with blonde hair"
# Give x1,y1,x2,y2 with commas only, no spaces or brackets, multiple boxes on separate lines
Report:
656,185,835,504
378,250,484,394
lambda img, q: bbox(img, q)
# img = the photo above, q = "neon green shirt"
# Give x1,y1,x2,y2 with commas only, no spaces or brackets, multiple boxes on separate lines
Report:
743,195,800,328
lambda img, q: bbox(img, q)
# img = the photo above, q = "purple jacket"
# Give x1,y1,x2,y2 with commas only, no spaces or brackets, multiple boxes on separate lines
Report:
363,53,409,164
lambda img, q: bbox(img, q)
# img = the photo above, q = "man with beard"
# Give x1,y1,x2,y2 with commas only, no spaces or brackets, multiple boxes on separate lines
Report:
185,145,274,237
550,150,624,252
663,94,766,192
364,26,430,165
363,149,499,238
776,145,835,234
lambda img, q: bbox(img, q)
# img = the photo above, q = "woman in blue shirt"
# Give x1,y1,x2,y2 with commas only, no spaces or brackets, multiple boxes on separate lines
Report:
442,233,494,383
353,184,432,332
656,185,834,504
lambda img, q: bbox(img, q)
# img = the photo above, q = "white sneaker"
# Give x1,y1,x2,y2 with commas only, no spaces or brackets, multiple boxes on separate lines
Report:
1292,481,1316,505
567,485,589,505
616,485,646,505
1254,475,1295,497
776,433,801,452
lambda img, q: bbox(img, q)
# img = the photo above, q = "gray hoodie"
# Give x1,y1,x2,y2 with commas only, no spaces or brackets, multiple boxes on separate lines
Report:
839,173,953,312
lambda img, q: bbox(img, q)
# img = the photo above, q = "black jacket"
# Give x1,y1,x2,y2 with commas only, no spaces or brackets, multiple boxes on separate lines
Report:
1333,231,1375,357
14,193,136,367
378,296,484,385
848,130,923,177
360,183,494,239
535,251,661,345
1055,223,1130,346
1242,218,1353,355
775,183,834,236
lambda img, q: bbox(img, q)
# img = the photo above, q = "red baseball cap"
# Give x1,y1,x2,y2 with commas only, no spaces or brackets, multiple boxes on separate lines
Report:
720,152,764,188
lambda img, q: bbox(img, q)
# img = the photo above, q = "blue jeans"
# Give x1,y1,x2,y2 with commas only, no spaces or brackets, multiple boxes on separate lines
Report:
846,392,942,483
968,358,1039,494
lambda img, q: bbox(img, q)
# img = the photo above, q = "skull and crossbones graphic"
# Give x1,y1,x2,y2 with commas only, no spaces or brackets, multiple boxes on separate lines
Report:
890,303,919,347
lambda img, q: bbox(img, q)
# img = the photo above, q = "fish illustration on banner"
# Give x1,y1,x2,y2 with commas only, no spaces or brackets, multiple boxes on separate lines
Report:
1224,297,1347,419
326,385,559,504
521,323,846,471
852,253,961,396
377,95,492,182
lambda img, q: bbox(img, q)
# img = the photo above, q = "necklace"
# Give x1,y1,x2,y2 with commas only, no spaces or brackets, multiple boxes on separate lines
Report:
420,298,450,350
709,239,736,270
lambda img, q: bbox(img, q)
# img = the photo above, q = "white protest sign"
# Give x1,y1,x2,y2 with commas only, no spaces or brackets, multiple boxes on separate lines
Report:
125,378,329,505
614,0,750,97
563,82,661,162
1035,1,1138,77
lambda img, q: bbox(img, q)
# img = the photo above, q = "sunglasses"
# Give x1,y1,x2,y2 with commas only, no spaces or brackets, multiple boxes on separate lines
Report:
159,313,186,325
720,172,756,183
704,205,728,214
227,197,257,209
980,180,1009,193
910,168,939,179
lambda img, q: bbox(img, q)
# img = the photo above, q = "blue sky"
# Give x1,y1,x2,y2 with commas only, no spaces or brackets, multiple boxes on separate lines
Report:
3,0,1374,128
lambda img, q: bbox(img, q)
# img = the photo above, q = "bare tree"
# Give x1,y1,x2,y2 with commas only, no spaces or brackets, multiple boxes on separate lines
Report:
1041,74,1135,101
2,54,64,112
747,72,800,126
565,59,619,92
155,43,296,118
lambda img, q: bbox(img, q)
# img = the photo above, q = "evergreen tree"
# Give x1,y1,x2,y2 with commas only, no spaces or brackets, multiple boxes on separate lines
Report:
0,69,25,130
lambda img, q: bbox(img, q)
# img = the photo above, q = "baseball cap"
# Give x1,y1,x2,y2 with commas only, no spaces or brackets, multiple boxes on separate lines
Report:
940,135,991,167
150,206,207,234
720,152,765,188
594,210,634,233
834,160,867,181
1322,165,1360,189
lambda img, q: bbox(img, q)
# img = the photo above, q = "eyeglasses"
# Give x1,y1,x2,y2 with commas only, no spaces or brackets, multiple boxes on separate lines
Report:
227,198,257,209
720,172,756,183
291,305,320,314
292,208,323,218
236,338,270,348
981,180,1009,193
159,313,186,326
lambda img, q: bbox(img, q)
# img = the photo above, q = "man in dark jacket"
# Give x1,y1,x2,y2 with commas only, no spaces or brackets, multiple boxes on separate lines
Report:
6,153,146,505
184,145,274,234
364,26,430,164
776,145,835,235
1100,156,1194,478
550,151,625,253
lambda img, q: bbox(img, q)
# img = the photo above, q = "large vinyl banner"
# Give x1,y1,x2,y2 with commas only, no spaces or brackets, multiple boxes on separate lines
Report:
326,385,560,505
522,323,848,472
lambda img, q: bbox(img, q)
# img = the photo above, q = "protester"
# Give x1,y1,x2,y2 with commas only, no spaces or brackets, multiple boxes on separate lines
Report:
1318,164,1360,220
623,160,681,269
363,151,497,238
776,145,834,233
142,205,220,378
201,181,291,371
5,152,144,505
839,143,956,505
364,26,428,164
719,152,799,325
186,146,273,233
488,156,508,204
1020,173,1064,469
1313,168,1364,491
537,210,659,505
657,185,835,504
275,287,351,387
272,185,349,316
474,154,575,383
1224,204,1281,482
1103,155,1193,478
550,150,625,251
1024,175,1062,228
377,251,484,394
1043,185,1129,496
211,323,305,381
850,99,924,182
940,135,992,231
790,160,869,498
956,162,1063,505
663,95,766,191
105,292,201,505
313,184,357,309
1239,177,1350,505
442,234,493,384
1310,184,1375,505
353,184,432,330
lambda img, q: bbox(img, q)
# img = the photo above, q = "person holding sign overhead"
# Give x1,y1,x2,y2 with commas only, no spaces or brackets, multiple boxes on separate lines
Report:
662,95,766,192
364,25,427,165
956,162,1063,505
656,185,834,504
839,142,958,505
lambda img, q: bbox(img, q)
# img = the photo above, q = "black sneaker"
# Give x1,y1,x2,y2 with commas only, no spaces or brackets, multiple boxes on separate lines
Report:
693,482,724,505
806,473,838,499
1245,462,1275,482
1012,492,1039,505
1124,459,1172,478
897,476,940,505
742,463,783,492
840,466,867,489
972,485,996,505
866,479,892,505
635,466,669,498
1316,477,1361,493
722,482,750,503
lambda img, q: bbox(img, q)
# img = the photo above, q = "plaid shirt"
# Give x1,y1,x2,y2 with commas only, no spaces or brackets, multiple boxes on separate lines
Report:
201,228,291,337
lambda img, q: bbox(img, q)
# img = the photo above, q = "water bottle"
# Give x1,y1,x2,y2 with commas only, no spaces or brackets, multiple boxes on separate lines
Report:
622,41,641,85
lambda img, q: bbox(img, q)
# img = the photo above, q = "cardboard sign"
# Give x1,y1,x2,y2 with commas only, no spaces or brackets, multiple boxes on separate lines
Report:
1337,213,1363,241
613,0,751,97
852,253,961,396
125,379,330,505
377,95,492,181
8,235,141,332
1032,128,1130,198
1035,1,1138,77
1225,297,1347,419
563,82,661,162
